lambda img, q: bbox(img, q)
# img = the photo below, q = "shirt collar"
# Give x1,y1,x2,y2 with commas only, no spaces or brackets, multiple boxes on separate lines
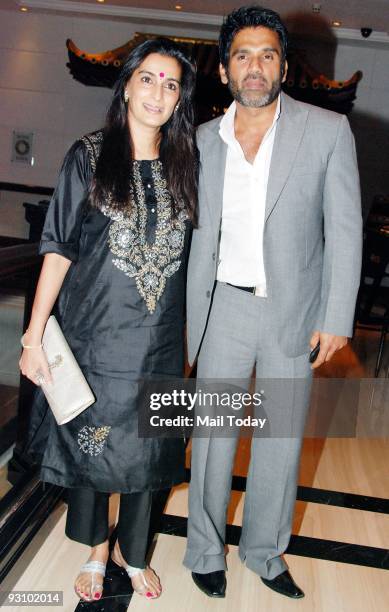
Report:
219,95,281,150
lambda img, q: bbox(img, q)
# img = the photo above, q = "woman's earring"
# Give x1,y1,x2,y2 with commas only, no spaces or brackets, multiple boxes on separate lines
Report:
124,90,129,103
174,103,180,113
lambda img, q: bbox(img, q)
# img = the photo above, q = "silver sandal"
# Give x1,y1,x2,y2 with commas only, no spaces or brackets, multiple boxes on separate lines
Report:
124,564,161,599
75,560,106,601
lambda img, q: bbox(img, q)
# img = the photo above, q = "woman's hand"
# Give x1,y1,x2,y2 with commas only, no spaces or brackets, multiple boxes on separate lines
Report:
19,342,53,386
18,252,72,386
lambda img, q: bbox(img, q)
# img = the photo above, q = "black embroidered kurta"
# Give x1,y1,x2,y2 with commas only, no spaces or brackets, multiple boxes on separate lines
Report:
25,131,190,493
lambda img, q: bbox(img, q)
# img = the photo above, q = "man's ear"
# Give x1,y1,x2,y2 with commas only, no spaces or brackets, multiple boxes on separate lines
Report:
219,62,228,85
282,59,288,83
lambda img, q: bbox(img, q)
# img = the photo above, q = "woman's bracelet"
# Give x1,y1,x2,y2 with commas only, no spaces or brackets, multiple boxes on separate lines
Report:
21,334,43,350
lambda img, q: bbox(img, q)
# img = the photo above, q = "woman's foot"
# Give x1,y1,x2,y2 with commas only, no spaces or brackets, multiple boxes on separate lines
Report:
75,540,109,601
111,540,162,599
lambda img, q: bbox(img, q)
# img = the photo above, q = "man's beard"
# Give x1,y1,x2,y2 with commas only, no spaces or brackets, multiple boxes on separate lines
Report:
227,70,282,108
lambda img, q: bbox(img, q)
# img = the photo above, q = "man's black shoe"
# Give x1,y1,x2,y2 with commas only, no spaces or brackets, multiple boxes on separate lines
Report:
261,570,304,598
191,571,226,598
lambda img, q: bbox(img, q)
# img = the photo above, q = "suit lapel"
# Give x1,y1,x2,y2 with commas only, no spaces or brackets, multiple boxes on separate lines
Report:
265,93,309,222
201,123,227,239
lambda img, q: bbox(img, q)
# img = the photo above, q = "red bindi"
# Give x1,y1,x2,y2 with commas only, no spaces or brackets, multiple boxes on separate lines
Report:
159,72,165,78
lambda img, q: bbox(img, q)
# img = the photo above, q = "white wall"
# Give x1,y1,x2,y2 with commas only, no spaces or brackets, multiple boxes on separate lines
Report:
0,10,133,189
0,9,217,236
0,8,388,236
343,41,389,217
298,36,389,217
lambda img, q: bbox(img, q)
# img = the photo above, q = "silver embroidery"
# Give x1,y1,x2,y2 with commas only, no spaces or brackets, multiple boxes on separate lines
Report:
81,132,103,173
77,425,111,456
81,132,188,314
103,161,187,314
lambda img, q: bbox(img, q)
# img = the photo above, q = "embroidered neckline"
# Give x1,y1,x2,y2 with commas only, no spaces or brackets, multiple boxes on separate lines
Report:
81,132,188,314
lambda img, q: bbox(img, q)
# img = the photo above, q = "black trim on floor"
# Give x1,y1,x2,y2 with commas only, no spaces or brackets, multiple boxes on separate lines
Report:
184,469,389,514
296,486,389,514
0,474,63,583
159,514,389,570
286,535,389,570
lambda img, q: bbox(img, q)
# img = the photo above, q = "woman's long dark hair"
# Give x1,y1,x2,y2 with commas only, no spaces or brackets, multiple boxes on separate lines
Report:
91,38,198,225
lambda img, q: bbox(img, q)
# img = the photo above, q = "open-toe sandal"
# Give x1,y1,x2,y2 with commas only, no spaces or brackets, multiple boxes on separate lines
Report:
125,565,161,599
111,551,161,599
75,560,106,602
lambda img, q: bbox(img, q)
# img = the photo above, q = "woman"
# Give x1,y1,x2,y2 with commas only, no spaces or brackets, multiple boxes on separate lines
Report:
19,38,197,602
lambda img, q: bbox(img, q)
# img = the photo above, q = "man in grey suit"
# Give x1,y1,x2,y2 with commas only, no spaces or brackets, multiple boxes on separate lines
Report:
183,4,362,600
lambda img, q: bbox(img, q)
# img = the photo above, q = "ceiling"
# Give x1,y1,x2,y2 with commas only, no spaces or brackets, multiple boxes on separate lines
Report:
5,0,389,34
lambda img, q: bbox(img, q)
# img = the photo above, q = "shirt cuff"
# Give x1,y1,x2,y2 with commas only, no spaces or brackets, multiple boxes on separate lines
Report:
39,240,78,262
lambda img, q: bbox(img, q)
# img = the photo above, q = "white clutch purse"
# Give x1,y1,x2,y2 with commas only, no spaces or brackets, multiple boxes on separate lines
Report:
39,315,95,425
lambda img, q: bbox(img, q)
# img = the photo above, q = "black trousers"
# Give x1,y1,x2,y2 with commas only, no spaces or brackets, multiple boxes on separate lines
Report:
65,488,152,568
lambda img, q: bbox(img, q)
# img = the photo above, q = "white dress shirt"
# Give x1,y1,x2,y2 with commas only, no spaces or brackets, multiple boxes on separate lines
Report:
217,96,281,296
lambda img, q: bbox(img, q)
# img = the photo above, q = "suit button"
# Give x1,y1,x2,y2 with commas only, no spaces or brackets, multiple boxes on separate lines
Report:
212,253,216,260
206,290,211,298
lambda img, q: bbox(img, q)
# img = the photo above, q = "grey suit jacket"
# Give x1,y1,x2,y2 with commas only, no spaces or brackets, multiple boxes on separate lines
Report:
186,92,363,365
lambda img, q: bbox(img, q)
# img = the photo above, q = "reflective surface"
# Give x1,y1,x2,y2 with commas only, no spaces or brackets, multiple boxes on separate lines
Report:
0,187,50,501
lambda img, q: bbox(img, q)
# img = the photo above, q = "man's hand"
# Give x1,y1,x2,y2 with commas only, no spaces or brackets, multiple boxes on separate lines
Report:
309,331,348,369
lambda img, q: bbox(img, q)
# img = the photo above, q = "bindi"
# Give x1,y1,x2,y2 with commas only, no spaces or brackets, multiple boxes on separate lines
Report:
159,72,165,78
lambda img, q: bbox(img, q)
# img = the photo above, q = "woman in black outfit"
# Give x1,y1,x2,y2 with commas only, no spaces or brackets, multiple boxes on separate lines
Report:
19,38,197,602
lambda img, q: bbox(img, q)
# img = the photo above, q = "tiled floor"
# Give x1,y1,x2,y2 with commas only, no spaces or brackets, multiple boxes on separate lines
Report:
0,328,388,611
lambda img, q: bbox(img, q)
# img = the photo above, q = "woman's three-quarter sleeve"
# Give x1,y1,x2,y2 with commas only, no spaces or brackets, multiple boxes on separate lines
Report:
39,140,92,262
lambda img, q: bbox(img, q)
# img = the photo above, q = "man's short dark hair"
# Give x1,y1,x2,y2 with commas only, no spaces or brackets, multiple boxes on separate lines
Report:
219,5,288,68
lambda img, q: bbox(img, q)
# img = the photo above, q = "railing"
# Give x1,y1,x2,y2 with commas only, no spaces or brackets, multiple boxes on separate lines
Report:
0,185,62,584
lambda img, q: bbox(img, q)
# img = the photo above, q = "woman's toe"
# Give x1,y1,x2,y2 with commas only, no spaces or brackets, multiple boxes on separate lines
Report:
74,578,83,596
146,571,161,596
93,583,103,600
82,587,92,600
76,576,92,600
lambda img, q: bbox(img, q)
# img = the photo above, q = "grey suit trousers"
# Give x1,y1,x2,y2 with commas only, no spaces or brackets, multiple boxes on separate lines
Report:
183,282,313,579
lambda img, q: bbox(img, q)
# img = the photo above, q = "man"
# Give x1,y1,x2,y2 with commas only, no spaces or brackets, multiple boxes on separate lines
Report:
183,4,362,600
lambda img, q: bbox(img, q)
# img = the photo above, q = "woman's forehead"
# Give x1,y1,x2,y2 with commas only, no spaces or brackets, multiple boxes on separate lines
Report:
137,53,182,79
